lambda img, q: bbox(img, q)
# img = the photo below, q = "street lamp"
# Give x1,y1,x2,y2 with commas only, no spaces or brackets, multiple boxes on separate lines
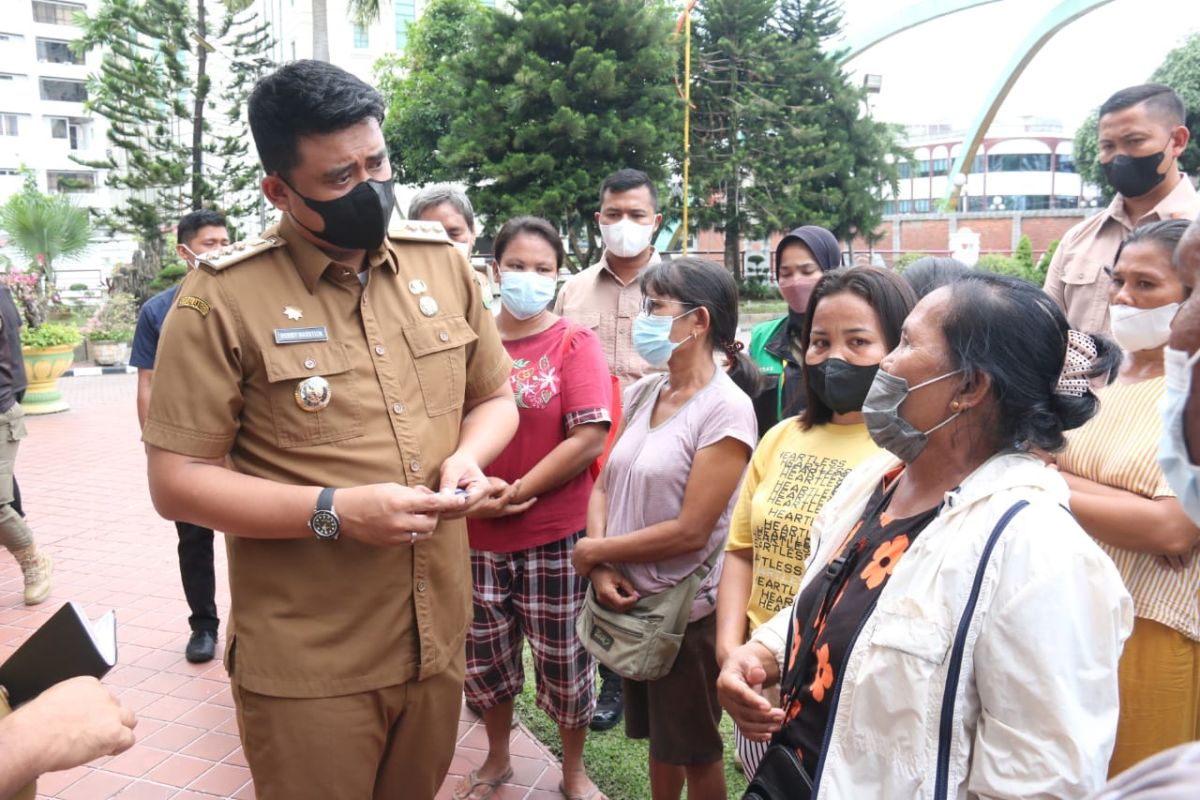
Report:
954,172,967,213
990,195,1006,212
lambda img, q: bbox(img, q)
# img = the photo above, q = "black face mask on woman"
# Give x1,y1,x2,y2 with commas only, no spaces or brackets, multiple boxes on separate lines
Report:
284,177,396,251
809,358,879,415
1100,142,1171,199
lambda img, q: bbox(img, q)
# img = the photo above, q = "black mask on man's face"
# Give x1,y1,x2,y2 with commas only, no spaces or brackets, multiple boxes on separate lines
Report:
283,177,395,250
1100,141,1171,199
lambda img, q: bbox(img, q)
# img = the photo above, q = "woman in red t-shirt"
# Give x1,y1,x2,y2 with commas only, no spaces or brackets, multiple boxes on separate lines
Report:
456,216,612,800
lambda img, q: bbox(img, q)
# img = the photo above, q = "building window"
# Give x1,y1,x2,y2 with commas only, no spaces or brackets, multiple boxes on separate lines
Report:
0,167,19,176
31,0,85,25
972,154,984,172
1055,154,1076,173
353,24,368,49
883,200,896,215
1054,195,1080,209
1,113,18,136
0,32,24,43
898,200,911,214
36,37,83,64
915,160,932,178
914,198,931,213
986,153,1052,172
39,77,86,102
395,0,416,51
46,169,94,192
930,158,949,176
48,116,87,149
897,161,912,180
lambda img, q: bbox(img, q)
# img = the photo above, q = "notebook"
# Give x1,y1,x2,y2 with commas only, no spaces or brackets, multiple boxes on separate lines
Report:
0,601,117,707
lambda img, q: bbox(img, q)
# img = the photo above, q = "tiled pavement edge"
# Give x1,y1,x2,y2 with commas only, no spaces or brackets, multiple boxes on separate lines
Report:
0,375,563,800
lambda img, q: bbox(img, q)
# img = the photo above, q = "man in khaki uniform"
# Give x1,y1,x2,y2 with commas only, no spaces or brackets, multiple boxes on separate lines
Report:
142,61,517,799
1045,84,1199,335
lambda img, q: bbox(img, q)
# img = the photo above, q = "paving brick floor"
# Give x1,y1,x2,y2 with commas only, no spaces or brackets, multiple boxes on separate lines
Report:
0,374,562,800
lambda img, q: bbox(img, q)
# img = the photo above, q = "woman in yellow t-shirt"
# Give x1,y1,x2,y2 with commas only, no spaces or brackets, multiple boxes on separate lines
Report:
1057,219,1200,777
715,267,917,777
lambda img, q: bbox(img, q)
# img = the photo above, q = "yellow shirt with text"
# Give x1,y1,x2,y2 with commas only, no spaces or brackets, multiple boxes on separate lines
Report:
728,417,880,631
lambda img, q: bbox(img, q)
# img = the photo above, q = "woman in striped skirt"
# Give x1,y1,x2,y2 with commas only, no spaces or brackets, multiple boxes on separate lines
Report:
1056,218,1200,777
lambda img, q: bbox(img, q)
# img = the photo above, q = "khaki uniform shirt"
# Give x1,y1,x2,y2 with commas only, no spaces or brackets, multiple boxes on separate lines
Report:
1044,177,1200,335
553,249,662,389
142,216,511,699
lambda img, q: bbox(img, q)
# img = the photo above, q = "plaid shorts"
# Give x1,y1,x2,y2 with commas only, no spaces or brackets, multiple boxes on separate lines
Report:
464,530,595,729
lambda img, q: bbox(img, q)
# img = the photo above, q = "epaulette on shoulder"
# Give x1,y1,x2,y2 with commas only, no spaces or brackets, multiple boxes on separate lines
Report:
388,220,451,244
197,235,287,271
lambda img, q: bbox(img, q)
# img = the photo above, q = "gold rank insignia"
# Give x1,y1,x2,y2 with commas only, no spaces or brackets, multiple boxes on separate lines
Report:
284,306,303,321
177,295,211,317
197,235,287,271
387,221,451,244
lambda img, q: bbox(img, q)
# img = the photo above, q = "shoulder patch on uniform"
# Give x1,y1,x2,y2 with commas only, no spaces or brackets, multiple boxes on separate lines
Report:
196,235,287,272
177,295,211,317
471,270,495,310
388,221,450,244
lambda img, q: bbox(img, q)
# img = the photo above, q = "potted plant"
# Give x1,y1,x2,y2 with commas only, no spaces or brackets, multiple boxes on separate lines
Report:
83,292,137,366
18,322,81,415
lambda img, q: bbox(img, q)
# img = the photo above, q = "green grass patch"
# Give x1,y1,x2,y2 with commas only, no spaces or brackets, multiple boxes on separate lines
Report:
738,299,787,315
513,647,748,800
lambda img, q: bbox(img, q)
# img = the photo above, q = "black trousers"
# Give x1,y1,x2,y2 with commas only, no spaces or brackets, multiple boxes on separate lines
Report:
176,521,219,633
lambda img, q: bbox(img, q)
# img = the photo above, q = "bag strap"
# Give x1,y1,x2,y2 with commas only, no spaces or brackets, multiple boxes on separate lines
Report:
932,499,1029,800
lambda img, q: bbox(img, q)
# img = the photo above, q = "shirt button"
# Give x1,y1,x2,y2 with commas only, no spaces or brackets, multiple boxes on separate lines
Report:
438,330,449,343
392,403,405,414
416,581,427,593
410,460,421,473
375,344,385,355
304,359,316,369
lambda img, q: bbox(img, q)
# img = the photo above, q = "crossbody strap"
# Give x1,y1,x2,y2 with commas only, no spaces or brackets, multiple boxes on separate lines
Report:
932,499,1029,800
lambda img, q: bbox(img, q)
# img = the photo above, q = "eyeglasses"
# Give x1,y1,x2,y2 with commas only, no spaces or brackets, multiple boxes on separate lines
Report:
641,297,696,316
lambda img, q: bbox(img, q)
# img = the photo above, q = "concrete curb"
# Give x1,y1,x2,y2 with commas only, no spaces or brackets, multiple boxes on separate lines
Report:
62,365,137,377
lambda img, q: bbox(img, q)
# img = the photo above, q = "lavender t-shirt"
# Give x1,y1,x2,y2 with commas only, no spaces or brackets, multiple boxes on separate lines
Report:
603,368,758,621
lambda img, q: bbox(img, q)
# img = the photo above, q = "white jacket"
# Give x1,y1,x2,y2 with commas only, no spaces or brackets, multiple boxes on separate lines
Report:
752,452,1134,799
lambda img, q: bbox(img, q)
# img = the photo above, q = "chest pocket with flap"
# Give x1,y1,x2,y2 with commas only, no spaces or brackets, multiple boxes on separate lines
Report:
403,315,478,417
260,341,363,447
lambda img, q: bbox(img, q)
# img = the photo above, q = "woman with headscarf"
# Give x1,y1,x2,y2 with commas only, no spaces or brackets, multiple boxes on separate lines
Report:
748,226,843,434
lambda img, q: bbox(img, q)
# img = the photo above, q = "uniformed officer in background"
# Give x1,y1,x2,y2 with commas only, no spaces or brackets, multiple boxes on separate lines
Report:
141,60,518,799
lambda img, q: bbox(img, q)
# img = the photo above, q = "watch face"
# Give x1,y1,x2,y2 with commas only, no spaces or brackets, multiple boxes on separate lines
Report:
311,510,340,539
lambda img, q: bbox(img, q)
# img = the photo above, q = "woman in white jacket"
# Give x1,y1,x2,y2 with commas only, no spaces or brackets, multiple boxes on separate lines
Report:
719,273,1135,800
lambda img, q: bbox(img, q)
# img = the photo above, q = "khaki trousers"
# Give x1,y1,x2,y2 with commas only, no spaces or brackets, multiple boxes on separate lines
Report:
233,654,465,800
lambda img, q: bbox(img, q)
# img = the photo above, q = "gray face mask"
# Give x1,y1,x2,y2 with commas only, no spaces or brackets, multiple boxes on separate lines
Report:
862,368,963,463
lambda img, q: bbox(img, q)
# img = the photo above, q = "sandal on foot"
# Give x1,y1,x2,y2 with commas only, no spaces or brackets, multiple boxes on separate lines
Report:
558,779,606,800
453,767,514,800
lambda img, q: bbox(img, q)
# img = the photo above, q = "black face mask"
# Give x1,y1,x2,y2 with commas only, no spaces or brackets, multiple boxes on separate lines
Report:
284,177,396,250
809,358,879,415
1100,143,1170,199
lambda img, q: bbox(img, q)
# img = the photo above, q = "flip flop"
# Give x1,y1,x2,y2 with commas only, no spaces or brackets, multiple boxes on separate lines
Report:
559,779,606,800
452,767,514,800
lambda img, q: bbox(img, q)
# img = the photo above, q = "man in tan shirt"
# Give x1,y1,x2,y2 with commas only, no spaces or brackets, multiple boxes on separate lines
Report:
141,61,517,799
1045,84,1198,334
554,168,664,390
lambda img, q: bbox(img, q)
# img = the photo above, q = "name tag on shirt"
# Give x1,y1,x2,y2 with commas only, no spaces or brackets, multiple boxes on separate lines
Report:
274,326,329,345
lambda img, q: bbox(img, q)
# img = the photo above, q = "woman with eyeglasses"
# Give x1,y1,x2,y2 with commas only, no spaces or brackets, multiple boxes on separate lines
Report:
1054,218,1200,777
571,257,758,800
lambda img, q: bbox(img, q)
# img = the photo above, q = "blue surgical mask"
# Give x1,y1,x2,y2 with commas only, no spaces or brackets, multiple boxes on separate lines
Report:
633,308,695,367
861,368,963,463
1158,346,1200,524
499,271,556,320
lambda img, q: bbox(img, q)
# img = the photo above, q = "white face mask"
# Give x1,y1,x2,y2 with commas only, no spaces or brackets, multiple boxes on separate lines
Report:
600,218,654,259
1109,302,1180,352
1158,346,1200,524
451,240,471,261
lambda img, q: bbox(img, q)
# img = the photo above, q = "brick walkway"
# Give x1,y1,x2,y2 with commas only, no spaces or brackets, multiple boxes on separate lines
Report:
0,374,563,800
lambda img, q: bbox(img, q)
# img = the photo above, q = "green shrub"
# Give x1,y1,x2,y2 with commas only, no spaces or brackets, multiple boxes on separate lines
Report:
737,277,776,302
20,322,81,349
975,253,1026,280
1015,235,1035,275
68,282,88,291
891,252,930,272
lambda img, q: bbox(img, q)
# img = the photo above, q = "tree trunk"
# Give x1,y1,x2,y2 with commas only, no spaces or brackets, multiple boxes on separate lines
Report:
312,0,330,61
191,0,208,211
724,187,741,281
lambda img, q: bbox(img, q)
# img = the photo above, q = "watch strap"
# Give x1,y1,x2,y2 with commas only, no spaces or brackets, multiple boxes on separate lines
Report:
317,486,336,513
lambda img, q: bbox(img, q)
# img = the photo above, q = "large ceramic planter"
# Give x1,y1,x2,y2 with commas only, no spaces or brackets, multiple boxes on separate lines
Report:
90,340,130,366
21,343,75,415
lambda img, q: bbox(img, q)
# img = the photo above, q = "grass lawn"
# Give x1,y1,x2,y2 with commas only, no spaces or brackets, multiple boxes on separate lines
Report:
738,299,787,315
513,647,749,800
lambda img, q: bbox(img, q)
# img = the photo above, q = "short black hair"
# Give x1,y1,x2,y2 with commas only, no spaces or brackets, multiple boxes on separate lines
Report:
799,267,917,430
248,60,386,178
1116,218,1194,298
177,209,227,247
492,216,565,271
940,273,1120,452
600,168,657,210
640,257,760,395
1099,83,1185,127
901,257,971,299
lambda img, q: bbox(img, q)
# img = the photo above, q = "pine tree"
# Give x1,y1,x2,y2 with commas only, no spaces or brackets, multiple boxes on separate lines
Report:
689,0,902,275
382,0,680,272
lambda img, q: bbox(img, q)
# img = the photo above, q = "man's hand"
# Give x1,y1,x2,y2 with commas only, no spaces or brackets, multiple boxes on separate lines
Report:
716,645,785,742
589,565,638,611
438,451,491,519
467,477,537,519
335,483,465,546
7,677,137,774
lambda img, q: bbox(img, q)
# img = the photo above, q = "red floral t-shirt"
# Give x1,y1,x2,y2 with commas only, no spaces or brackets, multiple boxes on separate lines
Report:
467,319,612,553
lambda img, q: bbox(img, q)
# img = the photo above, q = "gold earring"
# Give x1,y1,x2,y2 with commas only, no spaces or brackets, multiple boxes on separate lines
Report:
951,400,961,411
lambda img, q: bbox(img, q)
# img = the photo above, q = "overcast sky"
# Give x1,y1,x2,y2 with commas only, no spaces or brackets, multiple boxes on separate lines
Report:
834,0,1200,135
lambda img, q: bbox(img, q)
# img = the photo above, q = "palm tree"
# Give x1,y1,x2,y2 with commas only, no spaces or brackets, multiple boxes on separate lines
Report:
0,171,93,290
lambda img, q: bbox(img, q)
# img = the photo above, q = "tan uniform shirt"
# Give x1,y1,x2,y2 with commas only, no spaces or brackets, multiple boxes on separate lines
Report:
553,249,662,389
1044,177,1200,335
142,215,511,699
